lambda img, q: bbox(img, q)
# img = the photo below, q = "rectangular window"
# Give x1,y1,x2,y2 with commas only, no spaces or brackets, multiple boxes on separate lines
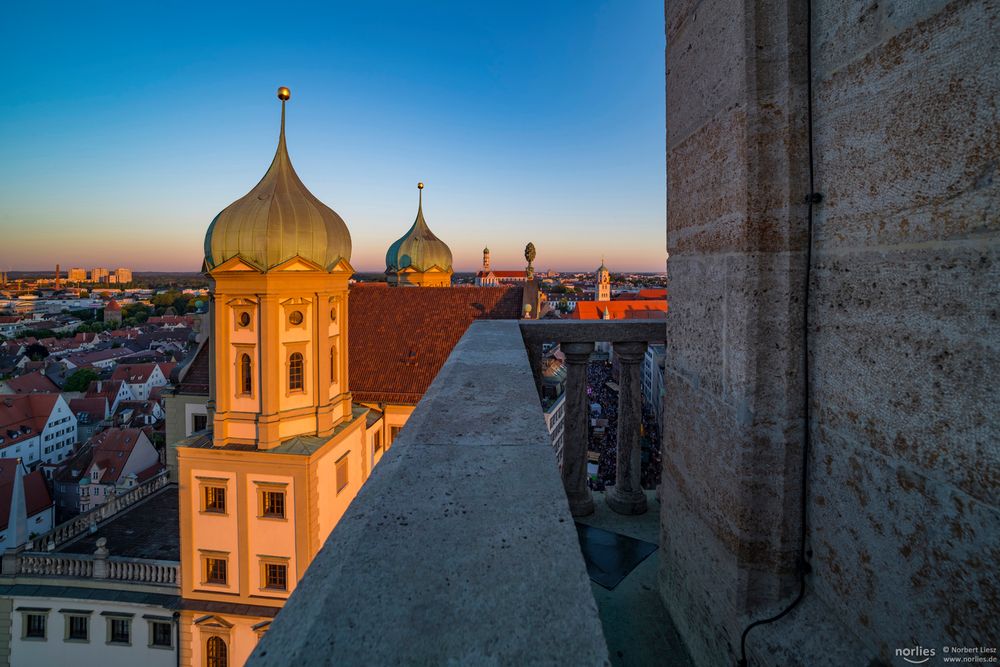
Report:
373,430,382,454
25,613,46,639
205,557,227,585
150,621,172,648
261,490,285,519
336,455,349,494
390,426,401,444
263,562,287,591
109,617,130,644
68,614,89,641
203,486,226,513
193,414,208,432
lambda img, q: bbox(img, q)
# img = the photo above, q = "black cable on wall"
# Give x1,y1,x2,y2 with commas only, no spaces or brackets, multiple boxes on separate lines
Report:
736,0,818,663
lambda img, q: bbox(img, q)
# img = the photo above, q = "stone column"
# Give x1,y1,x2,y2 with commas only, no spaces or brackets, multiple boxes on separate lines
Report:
607,341,648,515
561,342,595,516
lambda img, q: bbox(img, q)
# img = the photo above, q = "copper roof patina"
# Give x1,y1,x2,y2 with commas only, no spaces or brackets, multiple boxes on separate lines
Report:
204,88,352,272
385,183,454,274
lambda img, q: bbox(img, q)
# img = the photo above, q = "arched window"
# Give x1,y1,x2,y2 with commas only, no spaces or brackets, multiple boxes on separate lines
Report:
239,354,252,395
207,636,228,667
329,345,336,384
289,352,304,391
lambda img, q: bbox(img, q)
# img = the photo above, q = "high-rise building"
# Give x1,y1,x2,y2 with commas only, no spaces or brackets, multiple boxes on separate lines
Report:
67,267,87,283
115,267,132,284
90,267,109,283
384,182,454,286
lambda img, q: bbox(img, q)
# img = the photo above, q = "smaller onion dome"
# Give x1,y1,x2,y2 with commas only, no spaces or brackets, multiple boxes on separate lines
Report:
385,183,453,273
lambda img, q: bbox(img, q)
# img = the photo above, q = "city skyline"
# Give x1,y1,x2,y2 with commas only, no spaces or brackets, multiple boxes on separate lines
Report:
0,1,666,273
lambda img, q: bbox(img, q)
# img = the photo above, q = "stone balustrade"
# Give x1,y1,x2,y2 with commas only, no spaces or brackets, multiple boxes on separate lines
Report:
17,552,94,578
32,470,169,551
519,320,665,516
9,542,179,587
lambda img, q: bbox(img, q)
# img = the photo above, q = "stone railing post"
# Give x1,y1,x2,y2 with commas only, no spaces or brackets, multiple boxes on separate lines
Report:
93,537,109,579
561,341,595,516
1,549,19,575
607,341,648,515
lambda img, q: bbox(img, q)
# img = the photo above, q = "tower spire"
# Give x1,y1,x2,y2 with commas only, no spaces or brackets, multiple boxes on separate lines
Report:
418,181,424,211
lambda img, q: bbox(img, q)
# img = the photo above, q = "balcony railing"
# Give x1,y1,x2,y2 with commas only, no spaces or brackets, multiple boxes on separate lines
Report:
250,318,664,665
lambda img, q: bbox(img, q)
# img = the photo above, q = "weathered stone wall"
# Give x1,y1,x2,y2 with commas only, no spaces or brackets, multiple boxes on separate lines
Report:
661,0,999,665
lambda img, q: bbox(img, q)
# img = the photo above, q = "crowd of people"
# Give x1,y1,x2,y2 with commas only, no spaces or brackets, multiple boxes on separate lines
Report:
584,359,662,492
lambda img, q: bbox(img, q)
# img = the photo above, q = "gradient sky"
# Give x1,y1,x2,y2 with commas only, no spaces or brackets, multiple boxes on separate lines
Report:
0,1,665,273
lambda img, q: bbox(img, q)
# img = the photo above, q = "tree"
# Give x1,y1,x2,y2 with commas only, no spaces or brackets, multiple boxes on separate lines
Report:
25,343,49,361
64,368,99,392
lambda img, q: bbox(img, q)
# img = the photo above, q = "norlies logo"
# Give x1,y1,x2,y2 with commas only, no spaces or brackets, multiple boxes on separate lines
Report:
896,646,936,664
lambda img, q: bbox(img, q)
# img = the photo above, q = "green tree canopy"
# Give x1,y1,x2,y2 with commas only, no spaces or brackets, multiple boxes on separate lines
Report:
64,368,99,392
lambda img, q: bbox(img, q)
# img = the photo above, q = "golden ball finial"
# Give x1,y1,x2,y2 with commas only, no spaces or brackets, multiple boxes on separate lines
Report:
417,182,424,190
277,86,291,101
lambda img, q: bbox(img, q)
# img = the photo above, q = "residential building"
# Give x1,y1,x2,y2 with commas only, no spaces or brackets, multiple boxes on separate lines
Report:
111,363,171,400
114,268,132,284
52,428,161,514
384,183,454,287
84,380,135,414
0,459,54,549
67,268,87,283
68,396,109,445
90,268,109,283
0,394,77,467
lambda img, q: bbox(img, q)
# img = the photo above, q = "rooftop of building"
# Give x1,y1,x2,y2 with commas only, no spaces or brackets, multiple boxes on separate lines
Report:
348,283,525,404
56,483,179,561
1,371,59,394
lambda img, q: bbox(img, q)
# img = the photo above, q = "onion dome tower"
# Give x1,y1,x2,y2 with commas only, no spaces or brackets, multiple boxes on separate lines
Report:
202,87,354,449
385,183,454,287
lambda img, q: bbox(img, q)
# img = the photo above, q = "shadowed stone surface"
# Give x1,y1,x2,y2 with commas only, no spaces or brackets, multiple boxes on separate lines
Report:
249,320,609,666
663,0,999,664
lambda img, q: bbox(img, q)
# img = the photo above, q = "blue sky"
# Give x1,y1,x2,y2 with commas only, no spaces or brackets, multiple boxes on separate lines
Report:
0,1,665,272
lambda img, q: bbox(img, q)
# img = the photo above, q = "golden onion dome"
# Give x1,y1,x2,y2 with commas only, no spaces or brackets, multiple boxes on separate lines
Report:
385,183,453,273
204,87,352,272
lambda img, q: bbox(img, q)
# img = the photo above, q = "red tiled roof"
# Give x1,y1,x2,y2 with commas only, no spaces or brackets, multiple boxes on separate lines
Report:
492,270,527,279
349,284,524,405
69,397,108,421
0,461,53,531
174,343,209,395
1,371,59,394
0,394,59,447
105,299,122,311
112,363,158,384
636,288,668,300
70,427,149,484
66,347,135,366
570,300,668,320
85,380,129,403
